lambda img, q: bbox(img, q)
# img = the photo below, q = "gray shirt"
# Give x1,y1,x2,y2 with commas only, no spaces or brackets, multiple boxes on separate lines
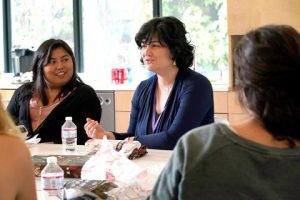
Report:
147,123,300,200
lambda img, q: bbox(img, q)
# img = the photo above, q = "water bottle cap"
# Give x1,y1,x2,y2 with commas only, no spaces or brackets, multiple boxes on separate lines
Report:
65,116,72,120
47,156,57,163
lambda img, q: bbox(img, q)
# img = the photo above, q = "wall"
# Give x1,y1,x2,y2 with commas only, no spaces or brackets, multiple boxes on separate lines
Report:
227,0,300,88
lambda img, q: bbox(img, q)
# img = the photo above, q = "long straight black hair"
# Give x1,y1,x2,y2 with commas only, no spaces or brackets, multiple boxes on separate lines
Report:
31,39,83,106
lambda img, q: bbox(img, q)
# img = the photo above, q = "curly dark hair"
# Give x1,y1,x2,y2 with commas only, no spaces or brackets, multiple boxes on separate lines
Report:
135,16,194,69
31,39,83,106
233,25,300,147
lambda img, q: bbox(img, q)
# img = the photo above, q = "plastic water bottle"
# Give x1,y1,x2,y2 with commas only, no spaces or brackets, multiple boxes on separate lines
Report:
41,156,64,199
61,116,77,151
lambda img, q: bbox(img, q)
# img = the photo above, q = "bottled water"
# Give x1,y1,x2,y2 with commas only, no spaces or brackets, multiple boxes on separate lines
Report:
41,156,64,199
61,116,77,151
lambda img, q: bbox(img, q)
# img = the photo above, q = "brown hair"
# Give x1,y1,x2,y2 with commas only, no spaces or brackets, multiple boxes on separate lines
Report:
234,25,300,147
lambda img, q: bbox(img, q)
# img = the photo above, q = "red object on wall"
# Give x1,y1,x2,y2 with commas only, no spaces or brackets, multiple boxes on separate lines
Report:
111,68,119,84
118,68,125,84
111,68,127,84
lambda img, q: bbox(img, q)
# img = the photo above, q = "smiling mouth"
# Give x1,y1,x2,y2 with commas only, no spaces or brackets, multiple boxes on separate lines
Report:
56,71,66,77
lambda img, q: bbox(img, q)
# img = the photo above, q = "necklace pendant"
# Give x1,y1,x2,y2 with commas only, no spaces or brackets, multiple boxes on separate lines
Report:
38,107,42,116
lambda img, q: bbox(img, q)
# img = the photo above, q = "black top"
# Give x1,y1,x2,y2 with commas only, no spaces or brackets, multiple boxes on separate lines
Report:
7,83,101,144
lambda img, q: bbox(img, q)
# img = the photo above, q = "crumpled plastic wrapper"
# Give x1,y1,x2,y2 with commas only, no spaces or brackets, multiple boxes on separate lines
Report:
85,138,147,159
64,180,118,200
81,137,143,183
82,137,165,199
107,163,165,200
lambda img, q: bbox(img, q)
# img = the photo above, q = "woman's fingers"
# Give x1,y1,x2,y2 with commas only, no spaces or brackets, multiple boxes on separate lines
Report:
90,126,97,138
84,120,98,137
84,118,108,139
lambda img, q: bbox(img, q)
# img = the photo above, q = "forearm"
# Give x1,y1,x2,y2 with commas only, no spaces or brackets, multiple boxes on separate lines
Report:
135,132,174,150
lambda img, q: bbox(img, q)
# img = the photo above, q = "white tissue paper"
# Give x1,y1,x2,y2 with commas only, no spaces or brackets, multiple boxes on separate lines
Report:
81,136,142,183
107,163,165,200
82,137,165,199
85,138,141,158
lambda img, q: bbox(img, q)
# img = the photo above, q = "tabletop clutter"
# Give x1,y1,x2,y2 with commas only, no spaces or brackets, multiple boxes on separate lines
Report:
33,137,165,199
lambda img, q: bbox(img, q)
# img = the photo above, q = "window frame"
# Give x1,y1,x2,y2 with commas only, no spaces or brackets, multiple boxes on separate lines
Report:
2,0,227,85
2,0,12,73
2,0,157,73
2,0,84,73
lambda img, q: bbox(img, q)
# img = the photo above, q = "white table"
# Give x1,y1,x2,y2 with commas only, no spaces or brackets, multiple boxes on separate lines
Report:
30,143,173,169
30,143,172,199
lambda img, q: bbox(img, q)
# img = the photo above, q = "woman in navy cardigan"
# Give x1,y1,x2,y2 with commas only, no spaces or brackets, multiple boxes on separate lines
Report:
85,16,214,150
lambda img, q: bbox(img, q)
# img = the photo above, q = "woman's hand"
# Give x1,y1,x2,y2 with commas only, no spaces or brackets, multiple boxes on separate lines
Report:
84,118,115,140
126,137,135,142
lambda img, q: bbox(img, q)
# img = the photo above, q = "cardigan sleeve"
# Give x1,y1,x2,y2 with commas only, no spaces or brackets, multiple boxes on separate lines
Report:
134,74,214,149
6,84,29,125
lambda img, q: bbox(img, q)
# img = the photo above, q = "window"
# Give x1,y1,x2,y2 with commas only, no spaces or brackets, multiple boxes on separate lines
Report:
81,0,153,83
0,2,4,74
162,0,228,85
11,0,73,49
2,0,228,86
7,0,74,73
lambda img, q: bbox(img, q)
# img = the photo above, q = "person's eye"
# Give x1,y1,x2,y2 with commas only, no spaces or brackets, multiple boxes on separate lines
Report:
62,58,69,63
49,60,55,64
151,43,161,47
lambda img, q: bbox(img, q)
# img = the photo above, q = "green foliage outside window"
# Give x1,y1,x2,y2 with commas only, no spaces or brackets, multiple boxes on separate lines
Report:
162,0,228,84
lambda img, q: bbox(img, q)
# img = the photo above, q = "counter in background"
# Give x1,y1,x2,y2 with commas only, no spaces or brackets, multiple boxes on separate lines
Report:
0,73,139,91
0,73,229,91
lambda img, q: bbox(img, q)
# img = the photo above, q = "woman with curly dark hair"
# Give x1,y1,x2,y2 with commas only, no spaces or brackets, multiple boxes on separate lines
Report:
85,16,214,150
148,24,300,199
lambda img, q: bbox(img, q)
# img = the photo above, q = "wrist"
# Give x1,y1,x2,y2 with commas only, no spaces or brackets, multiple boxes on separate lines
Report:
105,131,115,140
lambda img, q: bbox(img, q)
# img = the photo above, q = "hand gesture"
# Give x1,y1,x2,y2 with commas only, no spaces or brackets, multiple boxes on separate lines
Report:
84,118,115,140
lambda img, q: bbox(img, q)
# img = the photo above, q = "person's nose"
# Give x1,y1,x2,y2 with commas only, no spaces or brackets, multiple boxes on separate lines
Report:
56,61,64,69
142,45,152,57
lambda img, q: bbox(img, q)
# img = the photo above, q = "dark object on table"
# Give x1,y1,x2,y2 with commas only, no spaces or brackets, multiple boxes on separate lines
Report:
32,155,90,178
64,179,118,200
115,141,125,151
128,145,148,160
114,141,148,160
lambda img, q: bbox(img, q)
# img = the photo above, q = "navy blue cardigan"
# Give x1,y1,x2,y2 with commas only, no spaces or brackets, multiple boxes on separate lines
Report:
114,68,214,150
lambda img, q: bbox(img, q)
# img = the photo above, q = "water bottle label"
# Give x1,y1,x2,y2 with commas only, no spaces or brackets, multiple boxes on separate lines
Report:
62,128,77,139
41,175,64,190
